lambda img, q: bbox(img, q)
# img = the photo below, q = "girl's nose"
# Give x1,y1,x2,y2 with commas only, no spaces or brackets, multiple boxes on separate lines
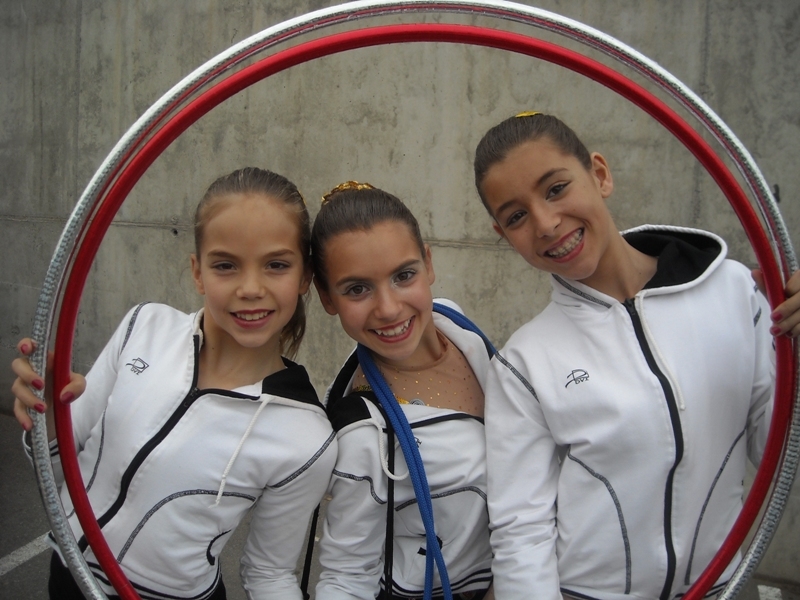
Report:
238,270,266,298
373,287,402,320
532,203,561,238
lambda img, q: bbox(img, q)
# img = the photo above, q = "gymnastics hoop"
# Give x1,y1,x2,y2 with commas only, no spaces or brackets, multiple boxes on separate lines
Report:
25,2,797,599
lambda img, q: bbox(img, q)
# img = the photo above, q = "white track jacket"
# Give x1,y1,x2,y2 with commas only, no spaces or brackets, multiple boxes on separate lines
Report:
316,305,494,600
28,303,337,600
485,226,773,600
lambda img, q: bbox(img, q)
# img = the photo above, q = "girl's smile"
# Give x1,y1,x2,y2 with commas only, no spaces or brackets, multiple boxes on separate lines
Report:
372,316,414,340
231,309,275,327
545,228,585,261
316,221,441,369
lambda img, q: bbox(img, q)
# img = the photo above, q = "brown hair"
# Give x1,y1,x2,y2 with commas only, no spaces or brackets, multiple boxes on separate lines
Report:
311,184,425,290
474,113,592,212
194,167,310,359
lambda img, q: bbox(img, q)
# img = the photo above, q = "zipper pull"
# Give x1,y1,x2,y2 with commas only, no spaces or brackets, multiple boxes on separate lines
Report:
623,298,636,316
182,387,200,408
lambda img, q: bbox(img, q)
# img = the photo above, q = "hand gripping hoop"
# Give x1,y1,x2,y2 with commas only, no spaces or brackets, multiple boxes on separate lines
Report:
26,2,798,599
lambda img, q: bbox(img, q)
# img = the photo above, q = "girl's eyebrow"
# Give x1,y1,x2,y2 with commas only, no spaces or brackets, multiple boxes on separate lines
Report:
333,258,422,288
205,249,236,259
262,249,297,258
537,167,568,187
205,248,297,259
392,258,423,273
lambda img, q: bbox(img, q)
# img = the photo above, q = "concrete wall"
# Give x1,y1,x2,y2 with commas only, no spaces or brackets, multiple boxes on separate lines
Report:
1,0,798,587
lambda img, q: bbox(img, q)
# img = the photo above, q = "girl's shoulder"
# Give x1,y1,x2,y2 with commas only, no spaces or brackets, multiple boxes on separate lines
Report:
117,301,195,333
263,358,327,413
323,352,375,433
103,302,196,359
246,361,336,467
432,298,495,362
327,389,377,434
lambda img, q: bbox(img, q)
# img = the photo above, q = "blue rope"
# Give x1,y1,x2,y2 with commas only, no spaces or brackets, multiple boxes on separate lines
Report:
357,344,452,600
432,303,497,357
356,304,494,600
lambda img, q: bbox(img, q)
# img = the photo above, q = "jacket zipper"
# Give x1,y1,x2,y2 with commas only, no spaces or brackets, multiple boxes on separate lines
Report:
623,298,684,600
78,335,202,553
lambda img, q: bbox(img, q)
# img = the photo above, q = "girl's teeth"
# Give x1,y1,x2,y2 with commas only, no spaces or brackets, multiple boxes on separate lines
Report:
546,229,583,258
374,318,411,337
237,311,269,321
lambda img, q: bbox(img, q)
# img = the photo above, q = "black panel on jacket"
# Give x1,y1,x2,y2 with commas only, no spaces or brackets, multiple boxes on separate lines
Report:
624,230,720,289
261,358,322,408
326,351,376,432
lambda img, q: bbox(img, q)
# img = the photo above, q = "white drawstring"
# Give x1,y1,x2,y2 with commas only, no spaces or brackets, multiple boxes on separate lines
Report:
211,395,272,507
370,418,409,481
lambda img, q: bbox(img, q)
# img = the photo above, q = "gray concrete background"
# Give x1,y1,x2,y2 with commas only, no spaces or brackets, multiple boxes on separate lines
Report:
1,0,799,594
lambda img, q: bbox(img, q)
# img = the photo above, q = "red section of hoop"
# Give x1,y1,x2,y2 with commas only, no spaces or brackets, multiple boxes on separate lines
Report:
51,23,794,600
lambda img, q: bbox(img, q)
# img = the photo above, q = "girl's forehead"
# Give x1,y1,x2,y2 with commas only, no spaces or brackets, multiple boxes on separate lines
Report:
506,138,573,165
209,191,281,212
200,192,271,226
208,193,305,231
327,219,419,247
200,195,305,250
486,140,583,189
324,222,425,272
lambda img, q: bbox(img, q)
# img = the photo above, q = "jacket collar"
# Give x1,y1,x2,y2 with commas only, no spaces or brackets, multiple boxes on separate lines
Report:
190,307,321,407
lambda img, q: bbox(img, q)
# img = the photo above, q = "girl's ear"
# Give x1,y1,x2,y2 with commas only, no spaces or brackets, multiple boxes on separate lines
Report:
424,244,436,286
492,221,506,239
313,278,338,316
190,254,205,295
590,152,614,198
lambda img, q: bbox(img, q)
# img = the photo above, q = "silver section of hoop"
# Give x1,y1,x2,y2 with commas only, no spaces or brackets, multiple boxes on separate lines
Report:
28,176,114,598
28,1,797,597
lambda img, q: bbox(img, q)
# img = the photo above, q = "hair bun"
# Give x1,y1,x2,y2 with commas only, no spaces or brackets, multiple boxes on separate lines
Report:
515,111,542,118
321,181,376,204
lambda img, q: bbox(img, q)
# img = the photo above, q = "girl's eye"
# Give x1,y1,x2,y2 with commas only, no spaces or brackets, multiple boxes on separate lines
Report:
506,211,525,227
394,269,416,284
344,284,369,297
212,262,235,271
267,261,289,271
546,182,568,200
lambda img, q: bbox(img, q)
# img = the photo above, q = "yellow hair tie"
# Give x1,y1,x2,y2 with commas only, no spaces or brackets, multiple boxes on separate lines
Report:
515,111,542,118
321,180,376,204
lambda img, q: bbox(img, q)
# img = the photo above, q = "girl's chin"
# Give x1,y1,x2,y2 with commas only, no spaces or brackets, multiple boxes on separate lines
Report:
362,338,418,367
544,252,600,282
367,343,412,362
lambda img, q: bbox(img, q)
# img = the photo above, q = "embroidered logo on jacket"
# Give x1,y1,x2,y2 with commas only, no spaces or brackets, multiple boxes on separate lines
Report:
126,358,149,374
565,369,589,388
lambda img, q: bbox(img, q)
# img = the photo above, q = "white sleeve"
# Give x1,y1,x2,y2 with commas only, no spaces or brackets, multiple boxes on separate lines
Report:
485,350,561,600
746,282,776,465
316,418,392,600
240,425,337,599
23,304,145,484
71,305,148,449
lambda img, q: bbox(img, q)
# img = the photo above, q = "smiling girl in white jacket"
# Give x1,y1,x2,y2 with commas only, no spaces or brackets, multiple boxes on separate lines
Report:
12,168,336,600
473,112,800,600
